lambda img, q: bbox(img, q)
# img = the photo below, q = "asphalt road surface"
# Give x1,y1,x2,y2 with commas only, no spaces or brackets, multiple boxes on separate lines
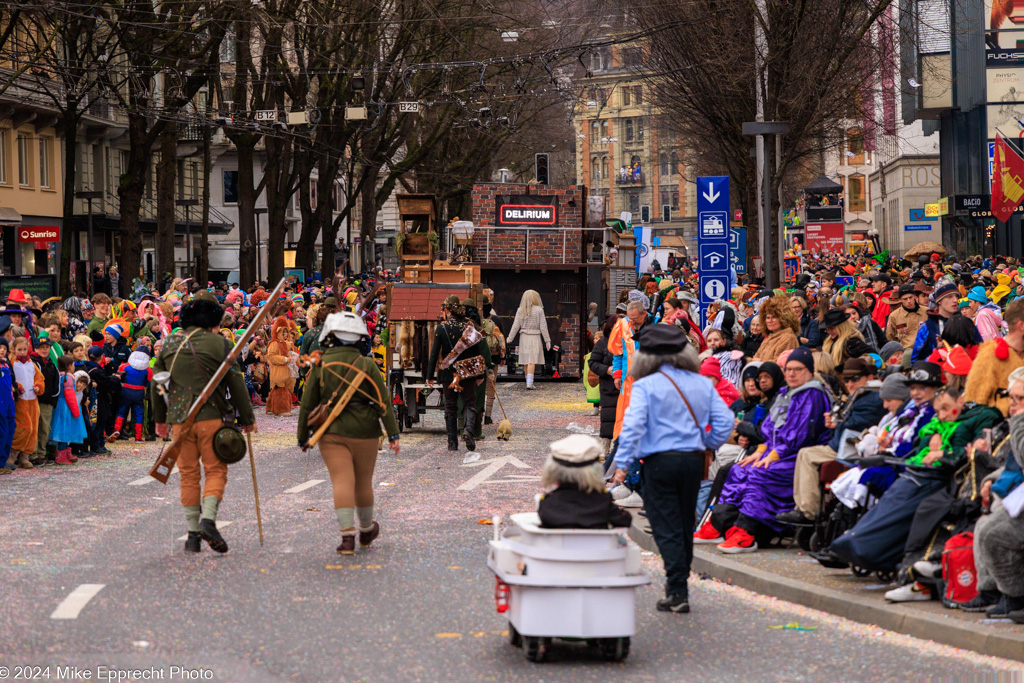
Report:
2,383,1021,682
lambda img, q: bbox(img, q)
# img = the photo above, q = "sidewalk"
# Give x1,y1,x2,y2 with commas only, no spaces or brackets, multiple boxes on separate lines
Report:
627,513,1024,663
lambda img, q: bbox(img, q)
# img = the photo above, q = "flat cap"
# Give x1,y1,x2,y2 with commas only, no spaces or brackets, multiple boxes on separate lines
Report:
638,323,688,354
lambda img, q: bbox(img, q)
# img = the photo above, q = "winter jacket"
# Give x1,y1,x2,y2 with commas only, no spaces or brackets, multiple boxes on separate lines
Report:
799,313,822,349
827,383,886,452
119,351,152,391
33,355,59,407
587,337,618,440
103,341,131,374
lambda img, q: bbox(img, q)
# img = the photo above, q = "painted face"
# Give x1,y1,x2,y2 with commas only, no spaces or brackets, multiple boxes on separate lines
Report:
933,392,960,422
909,383,938,405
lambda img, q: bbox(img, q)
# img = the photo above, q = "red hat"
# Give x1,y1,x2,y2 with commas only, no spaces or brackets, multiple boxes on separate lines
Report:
929,344,973,376
5,288,28,305
931,253,942,262
843,264,856,275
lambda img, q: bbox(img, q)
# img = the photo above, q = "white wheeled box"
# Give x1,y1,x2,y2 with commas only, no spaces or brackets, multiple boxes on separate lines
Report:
487,513,650,662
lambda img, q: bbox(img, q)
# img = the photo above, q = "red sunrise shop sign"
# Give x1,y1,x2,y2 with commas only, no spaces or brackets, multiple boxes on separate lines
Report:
18,226,60,250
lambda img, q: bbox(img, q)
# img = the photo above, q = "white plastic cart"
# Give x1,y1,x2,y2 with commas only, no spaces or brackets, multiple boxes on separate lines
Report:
487,512,650,662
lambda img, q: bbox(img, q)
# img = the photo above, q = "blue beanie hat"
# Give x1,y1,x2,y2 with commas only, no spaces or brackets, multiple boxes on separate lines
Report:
104,323,123,340
967,286,988,304
788,346,815,373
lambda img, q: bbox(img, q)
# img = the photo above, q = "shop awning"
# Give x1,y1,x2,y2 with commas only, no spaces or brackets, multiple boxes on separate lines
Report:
0,207,22,225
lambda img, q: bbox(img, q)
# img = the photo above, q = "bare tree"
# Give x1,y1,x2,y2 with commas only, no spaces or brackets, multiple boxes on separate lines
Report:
632,0,898,266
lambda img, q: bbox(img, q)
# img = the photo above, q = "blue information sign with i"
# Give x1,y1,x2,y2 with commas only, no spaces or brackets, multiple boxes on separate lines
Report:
696,176,730,327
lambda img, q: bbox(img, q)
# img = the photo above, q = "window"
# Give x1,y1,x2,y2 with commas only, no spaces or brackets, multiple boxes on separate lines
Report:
660,153,669,175
591,156,602,181
621,47,642,68
600,120,609,138
622,87,631,107
848,174,866,212
220,29,236,63
223,170,238,203
628,193,640,213
672,190,679,210
589,48,608,72
845,128,865,163
637,118,644,141
632,86,642,105
670,151,679,174
17,134,29,186
177,159,186,197
39,137,50,188
0,130,7,184
659,189,678,211
591,121,600,144
625,119,634,142
333,182,345,211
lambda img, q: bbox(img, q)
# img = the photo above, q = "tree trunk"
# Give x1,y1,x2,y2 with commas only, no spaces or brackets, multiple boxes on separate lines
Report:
156,128,177,282
118,120,149,288
60,115,78,297
236,141,256,288
360,167,380,272
263,135,291,286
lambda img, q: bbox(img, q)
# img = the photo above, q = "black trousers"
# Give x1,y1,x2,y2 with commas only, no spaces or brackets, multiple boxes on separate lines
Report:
641,450,704,598
443,379,478,431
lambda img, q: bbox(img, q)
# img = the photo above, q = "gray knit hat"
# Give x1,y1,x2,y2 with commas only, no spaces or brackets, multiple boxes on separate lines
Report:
879,373,910,402
879,341,905,363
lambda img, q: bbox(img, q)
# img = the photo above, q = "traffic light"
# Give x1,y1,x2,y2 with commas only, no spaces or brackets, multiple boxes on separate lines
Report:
535,153,549,185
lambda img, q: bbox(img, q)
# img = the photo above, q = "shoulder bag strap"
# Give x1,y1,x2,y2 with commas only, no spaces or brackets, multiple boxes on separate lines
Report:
658,370,706,448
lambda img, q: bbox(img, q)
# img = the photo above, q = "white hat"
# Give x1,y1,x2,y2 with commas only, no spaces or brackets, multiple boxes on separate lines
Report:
319,311,368,344
549,434,603,466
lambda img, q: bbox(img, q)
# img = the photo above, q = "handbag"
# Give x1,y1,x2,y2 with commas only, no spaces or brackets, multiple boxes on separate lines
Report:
658,371,715,479
450,355,486,390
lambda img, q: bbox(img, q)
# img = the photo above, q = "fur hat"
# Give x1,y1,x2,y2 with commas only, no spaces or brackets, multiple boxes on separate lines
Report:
758,295,800,335
128,350,150,372
271,316,293,342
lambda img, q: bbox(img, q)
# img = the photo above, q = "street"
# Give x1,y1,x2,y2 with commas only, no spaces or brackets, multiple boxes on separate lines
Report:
2,384,1021,682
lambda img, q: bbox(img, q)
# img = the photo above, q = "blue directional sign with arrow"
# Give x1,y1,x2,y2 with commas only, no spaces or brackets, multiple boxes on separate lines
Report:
697,176,730,327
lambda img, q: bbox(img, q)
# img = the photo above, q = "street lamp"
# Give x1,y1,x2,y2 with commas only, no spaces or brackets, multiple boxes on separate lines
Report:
76,190,103,295
254,207,268,283
176,199,199,278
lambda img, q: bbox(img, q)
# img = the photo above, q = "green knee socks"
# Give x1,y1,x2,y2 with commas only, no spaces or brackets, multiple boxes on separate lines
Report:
356,506,374,531
336,507,355,533
184,505,201,533
201,496,220,522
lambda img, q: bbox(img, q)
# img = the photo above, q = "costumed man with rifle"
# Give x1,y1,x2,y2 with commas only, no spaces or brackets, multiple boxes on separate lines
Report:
150,291,258,554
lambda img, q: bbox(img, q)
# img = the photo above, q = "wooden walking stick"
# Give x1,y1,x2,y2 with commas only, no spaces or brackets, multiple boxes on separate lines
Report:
246,431,264,546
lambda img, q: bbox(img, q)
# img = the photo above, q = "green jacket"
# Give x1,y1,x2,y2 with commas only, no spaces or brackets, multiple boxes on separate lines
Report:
87,315,109,335
150,326,255,426
297,345,399,443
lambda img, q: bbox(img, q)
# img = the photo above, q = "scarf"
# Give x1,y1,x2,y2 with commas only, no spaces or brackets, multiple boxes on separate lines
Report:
768,378,828,428
902,302,920,314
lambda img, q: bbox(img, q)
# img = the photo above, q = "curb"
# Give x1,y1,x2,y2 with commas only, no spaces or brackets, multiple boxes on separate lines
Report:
627,519,1024,663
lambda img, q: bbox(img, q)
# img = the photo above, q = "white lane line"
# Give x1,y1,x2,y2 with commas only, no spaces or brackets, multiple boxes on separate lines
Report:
128,466,177,486
177,521,232,541
51,584,105,620
284,479,325,494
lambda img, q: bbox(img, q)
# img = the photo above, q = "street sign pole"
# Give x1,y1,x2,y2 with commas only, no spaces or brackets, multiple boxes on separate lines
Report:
696,176,731,328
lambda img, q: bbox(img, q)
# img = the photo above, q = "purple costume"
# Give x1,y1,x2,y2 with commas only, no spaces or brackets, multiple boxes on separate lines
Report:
718,380,832,531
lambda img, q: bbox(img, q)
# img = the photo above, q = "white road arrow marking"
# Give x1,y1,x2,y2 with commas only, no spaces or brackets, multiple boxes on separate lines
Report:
458,456,531,491
51,584,105,619
702,182,720,204
284,479,325,493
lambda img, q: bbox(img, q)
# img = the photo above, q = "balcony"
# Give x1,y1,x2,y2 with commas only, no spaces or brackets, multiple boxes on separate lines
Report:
615,171,645,186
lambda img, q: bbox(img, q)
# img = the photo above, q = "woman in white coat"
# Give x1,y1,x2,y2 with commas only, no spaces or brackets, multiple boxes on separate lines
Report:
507,290,551,389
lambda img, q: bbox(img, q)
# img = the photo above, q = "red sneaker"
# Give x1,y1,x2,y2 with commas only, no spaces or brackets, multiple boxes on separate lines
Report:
693,519,725,544
717,526,758,554
55,451,76,466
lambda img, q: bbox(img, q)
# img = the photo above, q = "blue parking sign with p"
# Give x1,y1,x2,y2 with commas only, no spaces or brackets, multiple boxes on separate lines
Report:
697,176,730,327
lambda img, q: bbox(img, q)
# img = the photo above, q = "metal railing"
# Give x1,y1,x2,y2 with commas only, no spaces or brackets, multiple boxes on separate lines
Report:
444,225,608,265
615,171,644,185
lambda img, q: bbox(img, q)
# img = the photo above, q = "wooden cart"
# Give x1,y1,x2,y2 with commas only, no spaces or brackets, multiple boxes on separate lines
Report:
385,282,484,431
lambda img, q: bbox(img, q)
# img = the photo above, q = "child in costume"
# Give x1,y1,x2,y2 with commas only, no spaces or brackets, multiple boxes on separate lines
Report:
537,434,632,529
11,337,45,468
0,340,14,473
49,355,88,463
266,317,296,415
108,346,152,443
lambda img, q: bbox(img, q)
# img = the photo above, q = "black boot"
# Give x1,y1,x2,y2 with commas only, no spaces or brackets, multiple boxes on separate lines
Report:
198,519,229,553
445,414,459,451
184,532,202,553
474,412,484,441
463,407,477,452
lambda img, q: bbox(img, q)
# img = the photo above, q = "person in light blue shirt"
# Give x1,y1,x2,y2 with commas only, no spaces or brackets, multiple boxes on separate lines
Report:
611,324,733,613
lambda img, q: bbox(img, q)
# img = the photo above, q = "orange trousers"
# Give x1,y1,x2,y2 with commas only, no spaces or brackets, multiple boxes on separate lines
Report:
175,419,228,507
